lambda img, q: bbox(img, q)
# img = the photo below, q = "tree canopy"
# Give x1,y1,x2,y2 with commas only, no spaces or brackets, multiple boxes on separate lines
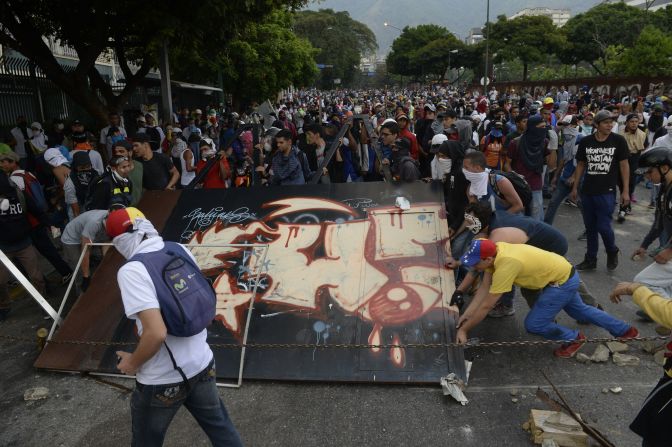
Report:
0,0,308,124
487,15,566,81
386,25,465,81
293,9,377,88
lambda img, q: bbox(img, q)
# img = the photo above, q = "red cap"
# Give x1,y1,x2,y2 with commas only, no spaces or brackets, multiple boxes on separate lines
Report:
106,207,145,238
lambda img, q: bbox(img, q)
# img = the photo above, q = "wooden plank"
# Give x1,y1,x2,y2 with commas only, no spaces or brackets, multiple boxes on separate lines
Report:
529,410,588,447
34,190,182,371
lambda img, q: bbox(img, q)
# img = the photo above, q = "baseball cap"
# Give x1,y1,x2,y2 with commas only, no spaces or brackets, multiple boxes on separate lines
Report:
106,207,146,239
424,104,436,112
560,114,577,125
0,151,19,162
593,110,613,124
460,239,497,268
430,134,448,153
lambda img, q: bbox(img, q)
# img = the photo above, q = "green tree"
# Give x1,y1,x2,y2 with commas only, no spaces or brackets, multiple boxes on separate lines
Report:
606,25,672,77
293,9,377,88
488,15,565,81
561,2,646,74
386,24,464,81
0,0,306,125
171,11,317,109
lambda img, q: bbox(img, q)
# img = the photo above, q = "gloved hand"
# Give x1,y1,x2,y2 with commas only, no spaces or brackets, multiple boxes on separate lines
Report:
81,276,90,292
450,290,464,310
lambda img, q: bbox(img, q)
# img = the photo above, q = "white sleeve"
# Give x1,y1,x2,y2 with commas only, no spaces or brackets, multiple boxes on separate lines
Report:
91,151,105,175
99,128,107,145
63,178,78,204
118,263,160,319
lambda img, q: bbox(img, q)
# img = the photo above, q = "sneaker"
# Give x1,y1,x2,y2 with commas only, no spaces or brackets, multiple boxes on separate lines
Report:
618,326,639,340
61,272,73,285
554,333,586,358
607,249,619,271
636,310,654,322
577,231,587,241
575,258,597,271
487,303,515,318
563,198,578,208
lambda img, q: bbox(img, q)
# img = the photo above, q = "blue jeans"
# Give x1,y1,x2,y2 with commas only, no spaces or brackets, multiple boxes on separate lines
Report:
580,193,618,260
524,272,629,340
131,361,242,447
544,180,572,225
530,190,544,221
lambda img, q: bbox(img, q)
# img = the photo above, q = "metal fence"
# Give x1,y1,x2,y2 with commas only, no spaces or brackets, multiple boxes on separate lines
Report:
0,56,93,133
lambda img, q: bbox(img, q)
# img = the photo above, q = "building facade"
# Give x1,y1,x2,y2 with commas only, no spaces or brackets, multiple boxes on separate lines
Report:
509,7,571,27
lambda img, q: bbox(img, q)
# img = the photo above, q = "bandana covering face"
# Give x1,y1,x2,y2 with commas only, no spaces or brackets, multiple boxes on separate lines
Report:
464,213,482,234
112,218,159,259
462,168,490,198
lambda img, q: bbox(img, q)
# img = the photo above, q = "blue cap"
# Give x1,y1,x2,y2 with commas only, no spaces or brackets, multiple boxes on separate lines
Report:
460,239,497,267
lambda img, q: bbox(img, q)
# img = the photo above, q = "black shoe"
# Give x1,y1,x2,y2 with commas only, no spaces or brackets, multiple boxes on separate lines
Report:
575,258,597,271
607,249,619,271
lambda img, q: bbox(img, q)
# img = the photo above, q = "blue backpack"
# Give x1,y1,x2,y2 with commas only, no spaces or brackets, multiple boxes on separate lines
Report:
13,171,48,212
128,241,216,337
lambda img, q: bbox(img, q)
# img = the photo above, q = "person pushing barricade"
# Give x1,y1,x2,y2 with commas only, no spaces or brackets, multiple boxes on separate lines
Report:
106,207,242,447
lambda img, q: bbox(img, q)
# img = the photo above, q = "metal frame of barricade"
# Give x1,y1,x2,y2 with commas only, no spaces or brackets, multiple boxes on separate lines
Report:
46,242,270,389
0,249,62,324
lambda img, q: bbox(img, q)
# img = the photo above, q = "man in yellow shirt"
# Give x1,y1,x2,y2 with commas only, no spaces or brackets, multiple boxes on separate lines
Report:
610,282,671,447
456,239,637,357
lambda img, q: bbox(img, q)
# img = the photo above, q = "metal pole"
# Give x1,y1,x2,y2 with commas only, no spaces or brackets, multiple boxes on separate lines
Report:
158,41,173,125
484,0,490,88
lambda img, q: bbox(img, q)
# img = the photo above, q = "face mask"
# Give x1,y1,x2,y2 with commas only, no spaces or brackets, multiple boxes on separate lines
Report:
264,141,272,152
76,170,94,186
437,158,452,176
464,213,482,234
667,126,672,136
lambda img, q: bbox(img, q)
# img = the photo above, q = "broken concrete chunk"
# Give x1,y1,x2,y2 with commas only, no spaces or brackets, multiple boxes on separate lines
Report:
612,353,640,366
641,341,657,354
601,388,609,394
654,350,666,366
24,387,49,401
606,341,629,353
609,387,622,394
576,353,591,363
590,344,610,363
510,388,518,396
512,398,519,403
541,439,560,447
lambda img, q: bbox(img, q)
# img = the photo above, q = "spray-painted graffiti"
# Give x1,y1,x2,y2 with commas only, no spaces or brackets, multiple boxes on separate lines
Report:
188,197,454,368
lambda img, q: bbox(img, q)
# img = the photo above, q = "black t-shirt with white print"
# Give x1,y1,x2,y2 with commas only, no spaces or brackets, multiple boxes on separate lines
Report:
575,132,629,195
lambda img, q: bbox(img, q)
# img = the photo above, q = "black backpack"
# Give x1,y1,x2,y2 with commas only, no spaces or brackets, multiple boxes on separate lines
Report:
489,170,532,207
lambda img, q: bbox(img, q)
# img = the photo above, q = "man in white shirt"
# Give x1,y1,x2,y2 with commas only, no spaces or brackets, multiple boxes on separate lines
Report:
9,115,31,168
107,208,242,446
99,112,127,162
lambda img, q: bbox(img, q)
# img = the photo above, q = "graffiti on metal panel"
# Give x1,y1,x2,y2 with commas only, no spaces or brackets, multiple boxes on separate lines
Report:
187,197,452,368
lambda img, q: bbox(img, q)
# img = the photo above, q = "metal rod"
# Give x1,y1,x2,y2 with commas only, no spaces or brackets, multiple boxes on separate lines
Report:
0,249,61,323
47,243,89,340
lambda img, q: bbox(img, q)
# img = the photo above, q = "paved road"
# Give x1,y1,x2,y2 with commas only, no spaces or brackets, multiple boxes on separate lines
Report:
0,186,666,446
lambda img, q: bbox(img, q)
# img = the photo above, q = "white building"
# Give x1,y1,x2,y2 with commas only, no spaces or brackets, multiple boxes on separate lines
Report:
466,27,483,45
509,7,571,27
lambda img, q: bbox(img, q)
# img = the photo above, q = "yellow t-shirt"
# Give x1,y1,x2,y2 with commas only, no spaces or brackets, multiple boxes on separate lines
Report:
488,242,572,294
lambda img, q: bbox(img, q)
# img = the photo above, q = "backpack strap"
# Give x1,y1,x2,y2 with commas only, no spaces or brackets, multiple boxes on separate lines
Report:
163,341,191,392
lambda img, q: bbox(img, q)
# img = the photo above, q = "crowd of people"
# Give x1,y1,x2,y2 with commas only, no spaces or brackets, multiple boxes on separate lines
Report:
1,82,672,445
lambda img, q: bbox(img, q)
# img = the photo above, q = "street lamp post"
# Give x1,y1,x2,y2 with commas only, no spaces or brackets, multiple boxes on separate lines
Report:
484,0,490,87
383,22,403,33
447,49,458,84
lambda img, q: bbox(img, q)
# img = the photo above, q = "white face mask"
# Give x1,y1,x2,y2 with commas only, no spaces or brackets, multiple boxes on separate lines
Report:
462,168,490,198
464,213,482,234
666,126,672,136
264,141,272,152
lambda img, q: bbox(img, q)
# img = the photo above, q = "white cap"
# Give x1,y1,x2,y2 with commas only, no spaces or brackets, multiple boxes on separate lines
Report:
561,114,574,124
44,147,68,167
431,134,448,146
382,118,396,125
30,122,43,130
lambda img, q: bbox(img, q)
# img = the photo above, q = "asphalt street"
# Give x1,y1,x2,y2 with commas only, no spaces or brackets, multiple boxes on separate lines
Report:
0,185,667,447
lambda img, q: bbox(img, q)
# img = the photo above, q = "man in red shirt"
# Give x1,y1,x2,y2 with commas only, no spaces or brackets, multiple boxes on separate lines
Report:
396,113,419,160
195,141,230,189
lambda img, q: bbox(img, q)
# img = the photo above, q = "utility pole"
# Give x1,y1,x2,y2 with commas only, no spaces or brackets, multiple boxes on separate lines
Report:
484,0,490,88
158,41,173,126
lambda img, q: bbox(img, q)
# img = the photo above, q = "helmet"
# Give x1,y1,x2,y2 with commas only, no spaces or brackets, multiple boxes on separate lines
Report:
106,207,145,239
639,146,672,169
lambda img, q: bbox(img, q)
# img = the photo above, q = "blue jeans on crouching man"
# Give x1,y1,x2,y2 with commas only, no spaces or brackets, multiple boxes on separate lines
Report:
524,271,629,341
131,360,242,447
